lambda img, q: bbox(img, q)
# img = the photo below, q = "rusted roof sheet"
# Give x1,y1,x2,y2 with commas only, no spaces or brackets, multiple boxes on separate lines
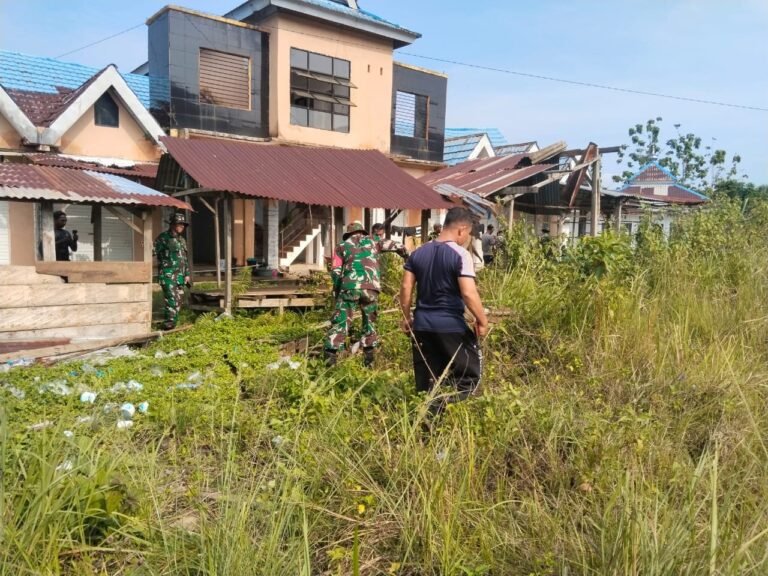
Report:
24,154,158,179
421,154,551,198
160,137,450,209
0,164,188,209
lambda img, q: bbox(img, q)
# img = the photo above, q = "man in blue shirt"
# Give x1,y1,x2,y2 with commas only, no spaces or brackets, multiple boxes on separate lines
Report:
399,207,489,417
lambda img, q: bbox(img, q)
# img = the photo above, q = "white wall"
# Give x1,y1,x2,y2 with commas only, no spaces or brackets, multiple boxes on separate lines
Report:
0,201,9,264
52,204,134,261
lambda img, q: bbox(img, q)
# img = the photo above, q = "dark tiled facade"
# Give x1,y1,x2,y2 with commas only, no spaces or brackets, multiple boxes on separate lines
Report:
148,10,269,137
390,64,447,163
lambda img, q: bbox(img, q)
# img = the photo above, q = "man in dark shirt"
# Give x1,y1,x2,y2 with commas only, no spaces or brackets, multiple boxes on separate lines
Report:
54,210,77,261
399,207,489,417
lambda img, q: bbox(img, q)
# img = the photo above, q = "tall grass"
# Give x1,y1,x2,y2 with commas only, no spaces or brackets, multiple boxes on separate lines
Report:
2,198,768,574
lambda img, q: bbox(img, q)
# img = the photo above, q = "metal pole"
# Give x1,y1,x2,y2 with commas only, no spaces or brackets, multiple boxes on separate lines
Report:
224,195,233,316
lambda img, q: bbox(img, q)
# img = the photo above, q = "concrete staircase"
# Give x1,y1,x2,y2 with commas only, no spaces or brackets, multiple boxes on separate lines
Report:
279,224,323,267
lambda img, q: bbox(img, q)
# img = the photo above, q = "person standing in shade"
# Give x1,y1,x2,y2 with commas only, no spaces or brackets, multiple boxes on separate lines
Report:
481,224,498,265
399,207,489,418
428,223,442,241
324,221,382,368
53,210,78,261
154,212,191,330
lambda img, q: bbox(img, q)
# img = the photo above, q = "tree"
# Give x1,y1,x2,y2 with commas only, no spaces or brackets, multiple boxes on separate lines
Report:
613,117,742,190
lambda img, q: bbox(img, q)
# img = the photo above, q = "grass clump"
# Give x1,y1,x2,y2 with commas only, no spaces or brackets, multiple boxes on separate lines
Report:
2,197,768,574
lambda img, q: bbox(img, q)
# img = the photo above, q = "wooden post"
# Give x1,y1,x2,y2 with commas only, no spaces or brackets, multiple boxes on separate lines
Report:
224,195,233,316
507,196,515,226
330,206,335,248
616,199,624,231
185,196,194,277
92,205,102,261
214,199,222,288
40,201,55,261
142,210,154,332
420,209,429,243
591,153,601,237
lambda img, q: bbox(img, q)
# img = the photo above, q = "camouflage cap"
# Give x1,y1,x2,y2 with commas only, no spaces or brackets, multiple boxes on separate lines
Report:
169,212,189,226
343,220,368,240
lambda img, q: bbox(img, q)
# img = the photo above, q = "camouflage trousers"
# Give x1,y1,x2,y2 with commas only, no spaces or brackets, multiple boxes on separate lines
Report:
324,289,379,351
159,279,184,325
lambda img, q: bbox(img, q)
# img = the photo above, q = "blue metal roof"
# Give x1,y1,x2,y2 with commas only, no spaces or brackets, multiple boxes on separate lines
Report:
0,51,150,108
445,127,508,148
443,133,486,166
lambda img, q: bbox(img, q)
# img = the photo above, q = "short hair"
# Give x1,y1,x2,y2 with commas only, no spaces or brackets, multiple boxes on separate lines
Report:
443,207,474,229
487,224,494,231
54,210,67,219
371,223,385,233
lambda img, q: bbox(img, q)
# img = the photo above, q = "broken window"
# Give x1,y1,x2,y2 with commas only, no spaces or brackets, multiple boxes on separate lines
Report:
394,91,428,138
290,48,354,133
94,92,119,127
199,48,251,110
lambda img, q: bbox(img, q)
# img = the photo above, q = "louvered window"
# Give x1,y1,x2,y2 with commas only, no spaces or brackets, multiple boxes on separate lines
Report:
394,90,428,138
199,48,251,110
290,47,354,133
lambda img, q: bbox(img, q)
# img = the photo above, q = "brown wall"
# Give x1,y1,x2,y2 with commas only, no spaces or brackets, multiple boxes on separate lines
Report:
59,99,160,162
0,113,19,149
264,12,394,152
9,202,35,266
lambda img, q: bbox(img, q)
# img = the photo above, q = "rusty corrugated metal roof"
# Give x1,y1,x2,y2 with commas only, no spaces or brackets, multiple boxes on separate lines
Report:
23,153,158,179
0,163,188,209
160,137,451,209
421,154,552,198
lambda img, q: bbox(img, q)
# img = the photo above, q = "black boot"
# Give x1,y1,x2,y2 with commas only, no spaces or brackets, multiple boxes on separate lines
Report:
162,321,176,331
363,347,375,368
324,349,337,367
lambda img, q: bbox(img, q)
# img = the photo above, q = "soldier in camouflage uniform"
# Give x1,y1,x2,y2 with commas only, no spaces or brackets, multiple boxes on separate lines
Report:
324,221,388,367
370,223,409,258
154,212,191,330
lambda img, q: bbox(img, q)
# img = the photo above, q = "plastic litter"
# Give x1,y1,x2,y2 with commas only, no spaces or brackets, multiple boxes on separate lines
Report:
28,420,53,431
76,345,137,366
149,365,165,377
120,403,136,420
109,380,143,393
63,430,74,438
137,401,149,414
55,460,74,472
116,420,134,430
0,358,34,373
175,382,200,390
103,402,118,413
266,356,302,371
79,391,98,404
154,349,186,359
38,379,72,396
271,435,285,448
4,385,25,399
76,416,94,424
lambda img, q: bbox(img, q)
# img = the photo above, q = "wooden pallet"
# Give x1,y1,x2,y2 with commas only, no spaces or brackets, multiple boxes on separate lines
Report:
190,284,328,314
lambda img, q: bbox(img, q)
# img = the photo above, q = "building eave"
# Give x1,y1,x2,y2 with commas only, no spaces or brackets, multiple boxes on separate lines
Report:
226,0,421,48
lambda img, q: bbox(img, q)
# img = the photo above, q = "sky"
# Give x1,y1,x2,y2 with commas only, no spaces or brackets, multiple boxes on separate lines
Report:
1,0,766,185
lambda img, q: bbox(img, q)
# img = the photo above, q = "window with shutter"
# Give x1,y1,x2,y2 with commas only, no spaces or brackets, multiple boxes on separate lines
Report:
394,90,428,138
199,48,251,110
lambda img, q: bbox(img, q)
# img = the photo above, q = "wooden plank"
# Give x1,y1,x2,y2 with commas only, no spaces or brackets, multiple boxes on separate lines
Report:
0,322,150,343
0,284,147,308
237,297,317,309
93,205,102,261
0,330,149,363
0,266,65,286
36,261,151,284
0,302,149,332
41,202,55,261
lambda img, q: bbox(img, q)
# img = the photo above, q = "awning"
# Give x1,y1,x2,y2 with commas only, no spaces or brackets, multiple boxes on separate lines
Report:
159,136,451,209
0,163,189,209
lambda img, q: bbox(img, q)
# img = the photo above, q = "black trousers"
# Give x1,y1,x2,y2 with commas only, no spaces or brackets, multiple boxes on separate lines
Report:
411,329,482,414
